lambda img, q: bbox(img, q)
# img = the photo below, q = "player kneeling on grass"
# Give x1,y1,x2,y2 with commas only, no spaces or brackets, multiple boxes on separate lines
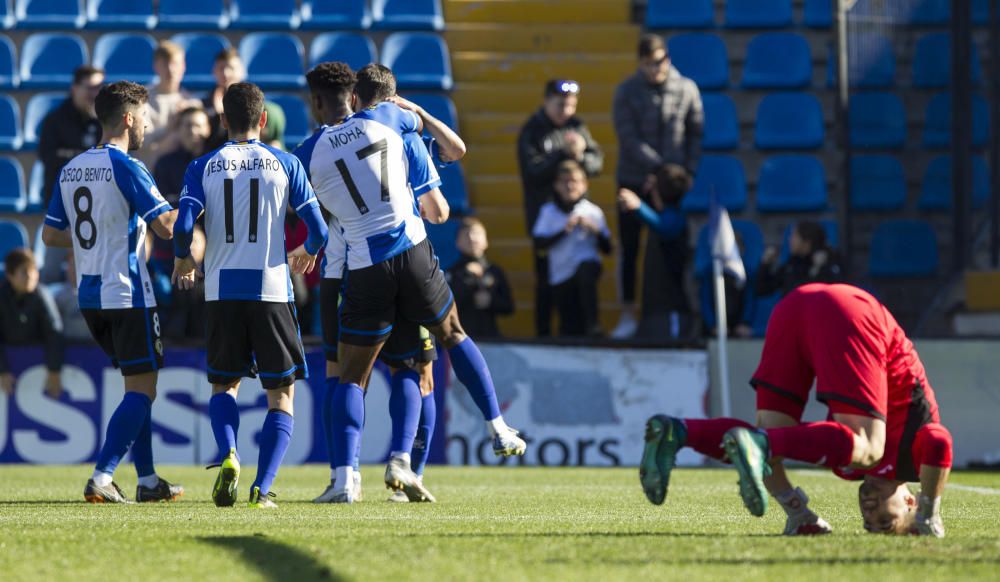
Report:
639,283,952,537
42,81,183,503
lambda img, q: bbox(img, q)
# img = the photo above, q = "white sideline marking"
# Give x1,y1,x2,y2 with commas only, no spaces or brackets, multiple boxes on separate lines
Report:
947,484,1000,495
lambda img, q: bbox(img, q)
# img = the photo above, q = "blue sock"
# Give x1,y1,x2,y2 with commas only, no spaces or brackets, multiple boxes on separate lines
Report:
389,370,422,455
412,391,437,476
448,337,502,420
251,410,293,495
322,377,339,472
352,403,363,472
95,392,151,476
131,405,155,478
208,392,240,461
331,383,365,468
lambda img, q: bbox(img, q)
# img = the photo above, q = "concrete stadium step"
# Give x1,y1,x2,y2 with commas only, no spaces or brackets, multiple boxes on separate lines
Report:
496,301,624,337
452,52,634,84
444,23,639,53
464,144,618,176
462,113,616,146
471,175,618,208
444,0,632,25
476,202,619,243
453,83,620,115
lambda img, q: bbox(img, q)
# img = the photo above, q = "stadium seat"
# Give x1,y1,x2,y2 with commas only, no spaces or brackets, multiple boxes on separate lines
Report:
93,33,156,85
646,0,714,28
754,93,824,150
239,33,305,90
301,0,372,30
27,159,43,211
157,0,229,30
919,155,990,211
827,34,895,88
725,0,792,28
438,162,468,213
19,33,87,89
425,219,460,270
682,155,747,212
172,33,230,91
850,155,905,211
372,0,444,31
849,92,905,149
22,91,62,149
908,0,949,24
668,33,728,90
405,93,457,131
973,0,991,24
0,219,29,272
869,220,938,277
229,0,300,30
750,293,781,337
0,156,26,212
270,94,312,150
85,0,155,30
912,33,982,89
757,155,827,212
742,33,811,89
702,93,739,150
309,32,376,72
694,219,764,330
380,33,452,91
15,0,85,29
0,34,16,88
803,0,832,27
0,95,22,150
1,0,13,29
924,93,989,148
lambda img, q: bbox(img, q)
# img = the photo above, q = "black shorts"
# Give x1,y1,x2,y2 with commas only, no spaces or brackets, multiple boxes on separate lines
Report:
82,307,164,376
322,276,437,369
339,239,453,347
205,300,307,389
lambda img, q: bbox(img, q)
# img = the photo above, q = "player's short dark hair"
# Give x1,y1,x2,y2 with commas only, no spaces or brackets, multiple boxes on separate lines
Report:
306,62,357,105
72,65,104,85
355,64,397,106
638,34,667,58
214,47,241,64
222,82,265,134
95,81,149,127
4,248,36,274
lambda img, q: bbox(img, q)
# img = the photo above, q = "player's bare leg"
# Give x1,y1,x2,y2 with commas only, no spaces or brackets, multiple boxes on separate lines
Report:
208,380,241,507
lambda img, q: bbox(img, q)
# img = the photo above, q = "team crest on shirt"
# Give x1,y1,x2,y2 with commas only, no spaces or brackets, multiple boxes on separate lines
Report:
155,339,164,356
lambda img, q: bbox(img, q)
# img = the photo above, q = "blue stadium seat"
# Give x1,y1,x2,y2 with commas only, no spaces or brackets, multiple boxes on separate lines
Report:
647,0,714,28
973,0,991,24
0,34,16,88
438,162,468,214
22,91,62,149
373,0,443,31
754,93,824,150
803,0,832,27
93,33,156,85
682,155,747,212
157,0,229,30
0,95,22,150
913,33,982,89
229,0,300,30
1,0,13,29
270,93,312,151
171,33,230,90
0,156,26,212
869,220,938,277
827,34,895,88
405,93,457,131
380,33,452,91
725,0,792,28
27,159,43,211
0,219,29,271
849,92,905,149
239,33,305,90
86,0,155,29
309,32,376,72
924,93,989,148
301,0,372,30
850,155,905,210
750,293,781,337
694,219,764,330
702,93,738,150
742,33,811,89
668,33,728,90
908,0,948,24
919,155,990,211
757,155,827,212
19,33,87,89
426,219,460,270
15,0,84,28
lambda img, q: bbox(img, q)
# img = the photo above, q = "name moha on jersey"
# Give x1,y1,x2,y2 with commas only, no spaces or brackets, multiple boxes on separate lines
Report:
205,156,282,177
328,125,366,148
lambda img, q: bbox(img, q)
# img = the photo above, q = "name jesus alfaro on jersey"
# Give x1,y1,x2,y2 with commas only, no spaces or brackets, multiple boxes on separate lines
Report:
206,156,282,176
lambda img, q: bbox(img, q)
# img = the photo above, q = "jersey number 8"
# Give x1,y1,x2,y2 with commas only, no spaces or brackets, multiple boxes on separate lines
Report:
73,186,97,249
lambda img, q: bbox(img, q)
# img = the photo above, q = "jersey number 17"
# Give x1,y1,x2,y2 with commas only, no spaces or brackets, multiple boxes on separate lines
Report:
334,138,389,216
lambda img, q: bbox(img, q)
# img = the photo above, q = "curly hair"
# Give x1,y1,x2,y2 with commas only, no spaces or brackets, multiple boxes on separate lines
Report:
94,81,148,127
306,61,357,104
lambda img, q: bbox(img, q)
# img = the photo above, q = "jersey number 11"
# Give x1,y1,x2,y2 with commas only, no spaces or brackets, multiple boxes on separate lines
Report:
223,177,260,244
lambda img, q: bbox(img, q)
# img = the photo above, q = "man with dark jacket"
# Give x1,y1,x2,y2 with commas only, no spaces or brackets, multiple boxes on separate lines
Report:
517,80,603,336
612,34,703,339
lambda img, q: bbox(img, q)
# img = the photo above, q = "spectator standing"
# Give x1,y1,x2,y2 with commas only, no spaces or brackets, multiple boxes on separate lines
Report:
446,217,515,338
0,249,64,397
612,34,703,338
154,107,211,203
202,48,246,152
756,221,843,298
143,40,196,165
517,79,603,337
532,161,612,337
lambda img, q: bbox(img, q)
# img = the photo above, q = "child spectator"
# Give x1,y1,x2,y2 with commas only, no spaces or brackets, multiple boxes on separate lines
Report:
756,220,843,298
533,160,612,337
446,217,514,338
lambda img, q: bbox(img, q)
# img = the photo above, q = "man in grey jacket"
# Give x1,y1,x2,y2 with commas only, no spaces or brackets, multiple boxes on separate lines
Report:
611,34,703,338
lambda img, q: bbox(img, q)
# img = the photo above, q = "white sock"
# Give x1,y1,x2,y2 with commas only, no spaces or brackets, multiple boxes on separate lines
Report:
91,471,113,487
391,452,411,465
486,416,510,438
137,474,160,489
334,466,354,492
775,488,811,517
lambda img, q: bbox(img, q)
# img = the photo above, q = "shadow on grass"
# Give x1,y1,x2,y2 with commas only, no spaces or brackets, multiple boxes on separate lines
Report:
200,535,345,581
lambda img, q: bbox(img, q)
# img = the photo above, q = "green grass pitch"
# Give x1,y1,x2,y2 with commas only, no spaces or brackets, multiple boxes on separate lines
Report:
1,466,998,581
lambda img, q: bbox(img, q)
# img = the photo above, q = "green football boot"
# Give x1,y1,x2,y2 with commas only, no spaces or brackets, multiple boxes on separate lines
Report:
639,415,687,505
248,486,278,509
722,427,772,517
209,448,240,508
